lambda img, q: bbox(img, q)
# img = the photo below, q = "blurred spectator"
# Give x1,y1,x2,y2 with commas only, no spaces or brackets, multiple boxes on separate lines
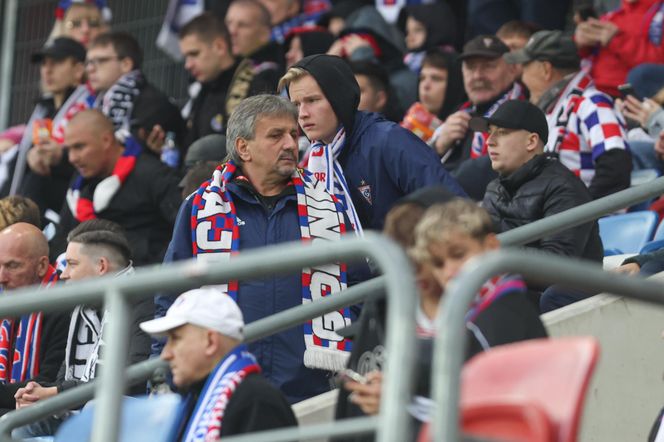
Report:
401,49,466,141
574,0,664,97
627,63,664,100
11,219,151,438
475,100,603,278
284,26,335,67
467,0,568,38
0,223,68,415
507,30,631,199
281,54,466,231
330,6,418,115
495,20,540,78
398,2,459,73
142,288,297,438
618,94,664,170
158,95,366,403
431,35,524,200
0,196,41,231
51,110,182,266
317,1,369,36
350,61,400,121
259,0,331,43
86,32,185,159
50,0,111,47
180,133,227,198
225,0,285,93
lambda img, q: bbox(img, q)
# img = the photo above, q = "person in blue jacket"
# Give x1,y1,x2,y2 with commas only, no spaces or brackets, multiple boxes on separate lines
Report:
279,54,466,233
156,94,367,404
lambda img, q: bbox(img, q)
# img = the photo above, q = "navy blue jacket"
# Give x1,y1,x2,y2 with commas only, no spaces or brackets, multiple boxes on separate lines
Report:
340,112,467,230
156,181,366,404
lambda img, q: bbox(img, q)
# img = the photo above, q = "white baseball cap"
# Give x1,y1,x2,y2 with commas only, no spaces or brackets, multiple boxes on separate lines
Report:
140,287,244,340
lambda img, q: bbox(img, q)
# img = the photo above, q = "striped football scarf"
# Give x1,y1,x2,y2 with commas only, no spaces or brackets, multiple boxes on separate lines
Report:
65,135,142,222
465,274,527,323
307,127,364,236
0,265,59,383
191,160,352,371
180,345,260,441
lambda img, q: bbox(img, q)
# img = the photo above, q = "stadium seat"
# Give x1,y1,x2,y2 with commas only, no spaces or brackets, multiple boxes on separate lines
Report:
598,211,658,255
54,394,182,442
418,337,599,442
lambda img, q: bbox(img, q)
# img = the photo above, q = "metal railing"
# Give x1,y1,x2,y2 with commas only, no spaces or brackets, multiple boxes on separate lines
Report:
430,248,664,442
0,233,417,442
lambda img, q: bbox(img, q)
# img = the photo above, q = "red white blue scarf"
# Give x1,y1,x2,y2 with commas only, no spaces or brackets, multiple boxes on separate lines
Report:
0,265,59,383
180,345,260,441
465,274,526,323
51,83,97,144
307,128,364,236
191,160,352,370
65,135,142,222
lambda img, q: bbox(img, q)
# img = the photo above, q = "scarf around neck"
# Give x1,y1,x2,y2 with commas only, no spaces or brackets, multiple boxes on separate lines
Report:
190,160,353,371
0,265,59,383
307,127,364,236
65,135,142,222
101,70,145,132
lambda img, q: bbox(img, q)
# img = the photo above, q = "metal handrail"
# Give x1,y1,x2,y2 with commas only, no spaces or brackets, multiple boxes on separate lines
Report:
0,276,386,438
0,233,415,442
498,176,664,247
430,248,664,442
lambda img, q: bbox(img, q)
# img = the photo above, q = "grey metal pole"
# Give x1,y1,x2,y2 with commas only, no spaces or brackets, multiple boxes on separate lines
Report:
0,0,17,131
430,249,664,442
498,176,664,247
91,289,131,442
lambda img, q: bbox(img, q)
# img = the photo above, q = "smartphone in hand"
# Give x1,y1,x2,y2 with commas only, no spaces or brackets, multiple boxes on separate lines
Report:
618,83,639,100
335,368,367,386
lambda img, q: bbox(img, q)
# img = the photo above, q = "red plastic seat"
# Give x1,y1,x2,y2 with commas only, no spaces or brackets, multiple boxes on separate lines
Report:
419,337,600,442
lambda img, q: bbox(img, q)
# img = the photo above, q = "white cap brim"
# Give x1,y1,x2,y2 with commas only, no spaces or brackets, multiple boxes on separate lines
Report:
139,316,189,336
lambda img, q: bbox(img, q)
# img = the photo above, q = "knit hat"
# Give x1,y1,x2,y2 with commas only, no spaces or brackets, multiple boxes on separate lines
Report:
291,54,360,136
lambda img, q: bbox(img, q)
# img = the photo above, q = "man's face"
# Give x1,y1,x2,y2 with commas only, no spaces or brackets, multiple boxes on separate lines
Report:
161,324,211,388
427,233,493,289
419,65,448,115
40,57,83,94
356,74,385,113
462,56,515,105
225,3,269,57
241,115,299,181
521,60,550,104
500,35,529,52
258,0,298,25
289,75,340,143
65,122,112,178
285,36,303,68
85,44,125,92
60,242,101,282
486,125,534,175
0,236,44,291
180,34,226,83
405,16,427,51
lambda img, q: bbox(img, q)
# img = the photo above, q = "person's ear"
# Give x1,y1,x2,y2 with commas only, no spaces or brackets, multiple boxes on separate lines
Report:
526,132,540,152
542,61,554,82
36,256,49,279
73,61,86,84
205,330,221,356
236,138,251,162
483,233,500,251
212,36,227,56
375,90,387,112
119,56,133,75
97,256,111,276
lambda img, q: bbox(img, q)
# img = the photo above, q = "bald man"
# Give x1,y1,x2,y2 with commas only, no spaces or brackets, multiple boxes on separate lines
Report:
51,109,182,266
0,223,69,415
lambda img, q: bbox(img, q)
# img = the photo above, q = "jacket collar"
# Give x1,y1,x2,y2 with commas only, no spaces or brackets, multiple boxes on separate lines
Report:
499,154,548,194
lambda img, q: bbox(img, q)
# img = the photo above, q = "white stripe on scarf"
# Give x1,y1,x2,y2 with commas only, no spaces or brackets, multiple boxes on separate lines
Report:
307,128,364,236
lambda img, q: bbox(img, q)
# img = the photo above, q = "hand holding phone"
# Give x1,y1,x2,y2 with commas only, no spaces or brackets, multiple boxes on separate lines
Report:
618,83,639,100
335,368,367,386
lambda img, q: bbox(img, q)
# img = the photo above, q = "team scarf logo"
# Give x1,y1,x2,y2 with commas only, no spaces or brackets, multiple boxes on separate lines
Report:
308,128,364,236
180,345,260,441
66,135,142,222
461,82,527,159
190,160,353,370
465,274,526,323
0,265,58,383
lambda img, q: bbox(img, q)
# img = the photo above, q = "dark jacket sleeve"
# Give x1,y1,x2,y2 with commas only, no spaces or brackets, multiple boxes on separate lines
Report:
220,374,297,437
623,248,664,268
50,195,78,263
588,149,632,199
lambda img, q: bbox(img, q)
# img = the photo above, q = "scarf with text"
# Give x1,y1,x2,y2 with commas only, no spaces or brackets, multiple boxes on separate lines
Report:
0,265,59,383
465,274,526,323
101,70,145,132
191,160,352,370
460,82,526,159
65,135,142,222
307,128,363,236
180,345,260,441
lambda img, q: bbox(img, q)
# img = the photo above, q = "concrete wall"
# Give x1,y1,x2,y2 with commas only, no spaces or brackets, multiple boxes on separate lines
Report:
543,285,664,442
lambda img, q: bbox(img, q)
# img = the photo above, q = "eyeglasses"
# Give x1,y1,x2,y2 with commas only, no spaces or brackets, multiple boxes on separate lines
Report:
85,56,121,68
65,18,102,30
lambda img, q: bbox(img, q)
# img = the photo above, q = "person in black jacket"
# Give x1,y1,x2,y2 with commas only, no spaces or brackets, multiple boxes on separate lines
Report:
141,287,297,440
475,99,603,310
0,223,69,416
11,219,152,438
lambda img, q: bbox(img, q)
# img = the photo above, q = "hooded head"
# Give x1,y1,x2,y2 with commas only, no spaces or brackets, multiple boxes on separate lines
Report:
281,54,360,137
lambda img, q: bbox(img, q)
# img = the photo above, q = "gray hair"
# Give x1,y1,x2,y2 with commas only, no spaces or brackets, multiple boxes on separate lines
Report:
226,94,298,164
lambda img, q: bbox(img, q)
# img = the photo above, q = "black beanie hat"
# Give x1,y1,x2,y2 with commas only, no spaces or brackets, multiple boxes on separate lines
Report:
291,54,360,136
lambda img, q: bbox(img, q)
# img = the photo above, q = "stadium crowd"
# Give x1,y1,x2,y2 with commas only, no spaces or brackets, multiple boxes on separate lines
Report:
0,0,663,440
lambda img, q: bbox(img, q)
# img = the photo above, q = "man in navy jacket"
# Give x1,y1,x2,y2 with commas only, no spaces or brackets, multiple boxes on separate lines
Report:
279,54,466,232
